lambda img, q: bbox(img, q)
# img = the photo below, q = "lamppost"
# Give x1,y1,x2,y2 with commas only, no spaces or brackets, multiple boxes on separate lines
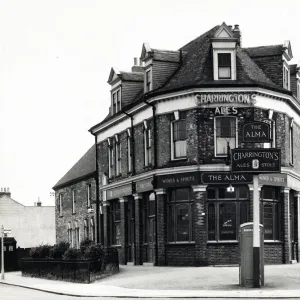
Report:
1,225,4,280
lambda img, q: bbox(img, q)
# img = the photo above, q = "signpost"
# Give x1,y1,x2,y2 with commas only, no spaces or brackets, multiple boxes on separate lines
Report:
232,134,281,287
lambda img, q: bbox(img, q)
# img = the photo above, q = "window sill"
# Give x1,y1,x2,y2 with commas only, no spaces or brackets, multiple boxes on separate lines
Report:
264,240,283,244
289,163,294,167
111,244,121,248
115,174,122,179
127,170,134,176
59,215,63,218
143,165,153,171
170,157,188,162
207,240,238,244
72,213,76,215
167,242,195,245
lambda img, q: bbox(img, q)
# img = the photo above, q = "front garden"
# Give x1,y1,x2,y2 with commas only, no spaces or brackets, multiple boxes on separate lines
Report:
20,239,119,283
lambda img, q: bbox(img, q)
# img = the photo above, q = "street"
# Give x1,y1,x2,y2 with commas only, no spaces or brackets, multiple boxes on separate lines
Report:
0,284,300,300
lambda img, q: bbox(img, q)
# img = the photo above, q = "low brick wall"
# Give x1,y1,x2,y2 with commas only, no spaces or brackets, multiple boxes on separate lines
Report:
264,243,283,264
166,244,196,266
207,243,239,265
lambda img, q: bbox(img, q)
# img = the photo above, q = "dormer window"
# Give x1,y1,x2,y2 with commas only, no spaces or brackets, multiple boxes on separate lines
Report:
218,53,231,79
112,89,121,114
283,64,290,90
145,69,152,92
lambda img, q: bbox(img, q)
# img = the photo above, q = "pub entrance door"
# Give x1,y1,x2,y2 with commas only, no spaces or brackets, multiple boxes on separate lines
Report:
142,192,156,264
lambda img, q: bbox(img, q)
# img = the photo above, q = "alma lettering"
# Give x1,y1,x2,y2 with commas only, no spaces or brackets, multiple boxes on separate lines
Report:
245,131,267,138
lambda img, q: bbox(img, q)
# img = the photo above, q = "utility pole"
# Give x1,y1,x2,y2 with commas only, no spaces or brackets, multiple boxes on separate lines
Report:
1,225,4,280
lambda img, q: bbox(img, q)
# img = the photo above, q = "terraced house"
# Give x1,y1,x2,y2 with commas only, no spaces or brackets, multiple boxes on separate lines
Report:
57,22,300,266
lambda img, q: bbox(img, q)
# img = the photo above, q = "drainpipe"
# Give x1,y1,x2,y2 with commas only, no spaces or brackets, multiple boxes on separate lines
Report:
122,110,135,175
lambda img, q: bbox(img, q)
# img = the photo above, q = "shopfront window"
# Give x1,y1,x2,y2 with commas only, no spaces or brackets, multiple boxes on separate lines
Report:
261,186,280,241
110,200,121,245
207,186,249,241
167,188,194,243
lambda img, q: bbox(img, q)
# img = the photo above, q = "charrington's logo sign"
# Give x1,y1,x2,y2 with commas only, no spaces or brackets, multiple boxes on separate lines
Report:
196,93,256,105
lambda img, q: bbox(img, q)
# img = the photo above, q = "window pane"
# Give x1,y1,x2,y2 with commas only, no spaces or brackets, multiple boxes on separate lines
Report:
263,202,273,240
219,203,236,240
239,186,248,199
207,189,216,199
219,67,231,78
149,200,155,216
216,137,228,155
219,187,236,199
168,205,175,242
114,223,121,245
240,202,249,225
262,186,273,200
176,188,189,201
218,53,231,66
176,204,189,241
274,203,279,240
208,203,216,240
175,140,187,158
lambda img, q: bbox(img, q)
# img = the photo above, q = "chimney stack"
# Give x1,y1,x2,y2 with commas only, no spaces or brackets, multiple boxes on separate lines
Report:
0,187,11,198
228,25,233,31
37,197,42,207
131,57,144,72
233,24,242,46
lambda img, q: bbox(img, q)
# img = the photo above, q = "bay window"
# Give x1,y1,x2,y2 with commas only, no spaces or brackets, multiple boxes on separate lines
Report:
207,186,249,241
215,116,237,156
167,188,194,243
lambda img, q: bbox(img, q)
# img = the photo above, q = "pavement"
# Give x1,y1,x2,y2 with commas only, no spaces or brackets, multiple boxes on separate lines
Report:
1,264,300,298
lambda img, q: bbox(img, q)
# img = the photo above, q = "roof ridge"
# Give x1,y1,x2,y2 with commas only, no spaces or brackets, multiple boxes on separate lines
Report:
243,44,283,50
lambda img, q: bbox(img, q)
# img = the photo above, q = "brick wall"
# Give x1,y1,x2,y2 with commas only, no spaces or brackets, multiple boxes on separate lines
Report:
264,243,283,264
207,244,239,265
166,245,196,266
55,177,96,244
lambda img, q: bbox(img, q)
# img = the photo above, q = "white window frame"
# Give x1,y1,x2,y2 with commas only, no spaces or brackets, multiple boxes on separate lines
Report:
111,88,121,114
214,116,238,157
108,138,114,178
87,184,91,208
84,219,88,239
144,121,152,166
283,63,290,90
144,68,152,92
127,128,132,172
59,193,63,216
72,190,76,214
289,119,294,165
115,135,121,175
213,49,236,80
297,80,300,99
90,218,95,242
264,110,276,149
171,112,187,160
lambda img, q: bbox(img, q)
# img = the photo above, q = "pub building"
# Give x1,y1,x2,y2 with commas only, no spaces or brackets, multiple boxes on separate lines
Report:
87,22,300,266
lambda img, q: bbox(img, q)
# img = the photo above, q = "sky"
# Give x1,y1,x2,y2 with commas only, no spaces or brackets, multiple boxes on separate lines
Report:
0,0,299,206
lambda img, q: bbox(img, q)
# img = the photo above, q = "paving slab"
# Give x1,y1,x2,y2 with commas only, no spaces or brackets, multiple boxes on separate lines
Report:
0,264,300,298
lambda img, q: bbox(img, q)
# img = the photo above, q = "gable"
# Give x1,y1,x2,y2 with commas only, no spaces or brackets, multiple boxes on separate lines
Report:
214,22,234,38
107,67,121,84
283,40,293,61
140,43,152,60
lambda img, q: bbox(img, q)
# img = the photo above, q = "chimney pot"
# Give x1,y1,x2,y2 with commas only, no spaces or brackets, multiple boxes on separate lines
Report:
134,57,138,66
139,58,143,66
234,24,240,31
228,25,233,31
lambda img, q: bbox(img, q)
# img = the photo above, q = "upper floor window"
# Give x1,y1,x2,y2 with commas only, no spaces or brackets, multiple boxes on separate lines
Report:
127,129,132,172
218,53,231,79
145,69,152,92
144,121,152,166
215,116,237,157
171,119,187,159
59,194,63,216
108,138,114,178
72,190,76,214
87,184,92,208
115,135,121,175
289,119,294,165
112,89,121,114
283,65,290,90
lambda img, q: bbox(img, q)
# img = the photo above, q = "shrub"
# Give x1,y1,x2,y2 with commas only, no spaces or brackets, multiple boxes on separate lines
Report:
62,248,82,260
84,244,105,261
80,238,93,254
29,244,53,259
49,241,70,259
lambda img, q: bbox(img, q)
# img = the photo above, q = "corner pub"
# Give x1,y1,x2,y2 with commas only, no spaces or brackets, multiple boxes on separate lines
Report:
68,22,300,267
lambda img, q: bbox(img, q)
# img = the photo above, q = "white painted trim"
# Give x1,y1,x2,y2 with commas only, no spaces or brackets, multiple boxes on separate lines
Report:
248,184,262,192
282,187,291,194
174,110,179,120
155,188,166,195
213,49,236,80
192,185,207,192
133,193,143,200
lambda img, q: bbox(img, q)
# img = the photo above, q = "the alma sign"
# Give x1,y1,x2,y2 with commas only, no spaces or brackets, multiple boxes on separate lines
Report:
242,122,270,143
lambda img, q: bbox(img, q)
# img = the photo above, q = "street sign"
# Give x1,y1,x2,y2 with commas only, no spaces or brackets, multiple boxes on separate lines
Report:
231,148,281,173
242,122,270,143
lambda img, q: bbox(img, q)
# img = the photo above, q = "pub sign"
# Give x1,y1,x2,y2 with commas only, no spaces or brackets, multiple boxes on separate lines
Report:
231,148,281,173
242,122,270,143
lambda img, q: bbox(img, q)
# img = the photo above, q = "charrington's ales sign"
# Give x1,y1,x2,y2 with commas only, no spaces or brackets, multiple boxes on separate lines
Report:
196,93,256,105
231,148,281,173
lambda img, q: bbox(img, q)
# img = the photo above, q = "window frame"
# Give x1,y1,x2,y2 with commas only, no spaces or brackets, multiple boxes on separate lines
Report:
213,49,236,80
167,188,194,244
87,184,92,208
145,69,152,92
260,186,281,241
214,116,238,157
110,200,121,246
144,122,152,167
108,139,114,178
59,193,63,217
207,186,250,242
289,120,294,165
171,119,187,160
218,53,231,79
111,88,121,114
127,130,132,172
297,80,300,99
72,190,76,214
283,64,290,90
